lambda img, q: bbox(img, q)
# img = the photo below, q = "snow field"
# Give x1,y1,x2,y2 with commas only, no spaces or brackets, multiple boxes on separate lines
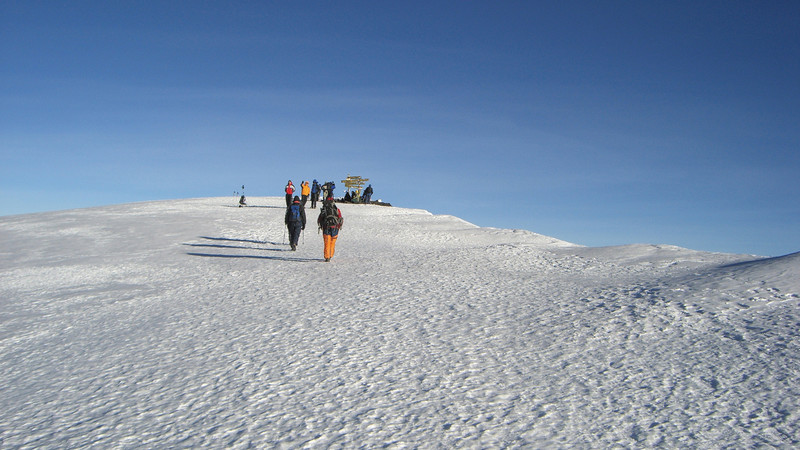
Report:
1,197,798,447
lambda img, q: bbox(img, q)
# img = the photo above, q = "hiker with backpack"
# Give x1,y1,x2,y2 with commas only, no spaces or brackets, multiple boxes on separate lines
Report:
322,181,336,200
310,180,321,209
285,180,295,207
317,196,343,262
285,196,306,251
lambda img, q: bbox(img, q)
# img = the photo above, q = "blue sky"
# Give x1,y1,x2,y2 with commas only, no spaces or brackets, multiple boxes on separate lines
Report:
2,1,798,256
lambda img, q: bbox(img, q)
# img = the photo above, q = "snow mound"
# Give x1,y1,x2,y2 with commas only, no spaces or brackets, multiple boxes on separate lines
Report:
561,243,740,268
671,251,800,310
712,251,800,289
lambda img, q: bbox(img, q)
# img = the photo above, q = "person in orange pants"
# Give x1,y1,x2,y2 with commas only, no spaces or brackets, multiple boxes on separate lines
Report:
323,233,338,261
317,197,343,262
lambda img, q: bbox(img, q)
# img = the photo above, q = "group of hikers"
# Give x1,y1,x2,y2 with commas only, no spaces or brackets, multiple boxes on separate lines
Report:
237,179,375,262
283,179,355,262
283,179,373,209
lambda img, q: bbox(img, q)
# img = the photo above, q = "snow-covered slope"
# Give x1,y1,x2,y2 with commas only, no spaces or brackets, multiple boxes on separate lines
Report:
1,197,798,447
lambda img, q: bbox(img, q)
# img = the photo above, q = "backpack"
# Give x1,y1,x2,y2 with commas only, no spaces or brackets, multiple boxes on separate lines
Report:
322,202,339,228
289,204,301,222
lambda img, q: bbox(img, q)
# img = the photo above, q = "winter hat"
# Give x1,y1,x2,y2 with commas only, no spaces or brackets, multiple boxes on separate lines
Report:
293,196,300,202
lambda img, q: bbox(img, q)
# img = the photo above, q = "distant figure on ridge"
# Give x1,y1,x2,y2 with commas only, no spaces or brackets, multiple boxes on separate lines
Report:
285,196,306,251
362,184,373,204
238,195,246,207
323,181,335,200
285,180,295,207
310,180,321,209
301,181,310,207
318,196,343,262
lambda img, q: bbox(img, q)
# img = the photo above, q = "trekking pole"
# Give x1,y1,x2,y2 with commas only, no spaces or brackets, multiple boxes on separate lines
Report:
282,227,286,245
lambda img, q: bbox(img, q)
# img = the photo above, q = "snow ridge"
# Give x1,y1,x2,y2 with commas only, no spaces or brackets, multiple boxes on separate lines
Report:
1,197,798,447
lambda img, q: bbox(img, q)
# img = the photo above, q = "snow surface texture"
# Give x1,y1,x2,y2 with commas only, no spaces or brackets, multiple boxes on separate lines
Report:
1,197,799,448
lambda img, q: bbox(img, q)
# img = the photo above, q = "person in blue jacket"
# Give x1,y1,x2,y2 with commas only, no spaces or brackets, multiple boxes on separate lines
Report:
284,196,306,251
362,184,373,204
310,180,321,209
324,181,336,199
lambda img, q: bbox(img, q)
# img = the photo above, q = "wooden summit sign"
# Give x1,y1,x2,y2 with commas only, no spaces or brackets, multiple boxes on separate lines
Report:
341,175,369,191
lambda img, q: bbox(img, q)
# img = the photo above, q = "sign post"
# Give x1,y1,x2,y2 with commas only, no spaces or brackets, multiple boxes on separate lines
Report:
341,175,369,201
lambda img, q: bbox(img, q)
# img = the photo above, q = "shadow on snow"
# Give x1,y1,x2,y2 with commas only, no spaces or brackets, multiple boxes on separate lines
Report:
184,243,284,252
185,236,319,262
187,252,319,263
198,236,281,246
223,204,283,209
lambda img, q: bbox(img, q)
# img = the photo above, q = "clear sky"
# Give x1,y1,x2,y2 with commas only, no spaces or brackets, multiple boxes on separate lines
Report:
2,1,798,256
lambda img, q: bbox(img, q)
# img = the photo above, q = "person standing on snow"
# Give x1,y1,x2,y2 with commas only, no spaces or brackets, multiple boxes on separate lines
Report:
362,184,373,204
317,196,343,262
322,181,336,200
285,196,306,251
285,180,295,207
328,181,336,199
301,181,310,207
310,180,321,209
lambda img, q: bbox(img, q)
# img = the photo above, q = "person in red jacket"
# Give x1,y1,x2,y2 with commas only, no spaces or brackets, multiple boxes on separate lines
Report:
285,180,295,207
317,197,343,262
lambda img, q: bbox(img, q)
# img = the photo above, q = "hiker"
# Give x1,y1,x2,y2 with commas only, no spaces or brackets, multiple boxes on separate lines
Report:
285,196,306,251
321,183,329,201
310,180,321,209
317,197,343,262
301,181,310,207
323,181,336,200
344,191,352,203
285,180,295,207
238,195,247,207
362,184,373,204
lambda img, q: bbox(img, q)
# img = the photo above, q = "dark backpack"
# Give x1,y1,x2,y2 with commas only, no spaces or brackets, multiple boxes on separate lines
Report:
289,204,301,222
322,203,339,227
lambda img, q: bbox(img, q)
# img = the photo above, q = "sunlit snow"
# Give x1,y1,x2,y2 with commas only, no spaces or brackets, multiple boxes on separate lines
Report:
1,197,798,447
